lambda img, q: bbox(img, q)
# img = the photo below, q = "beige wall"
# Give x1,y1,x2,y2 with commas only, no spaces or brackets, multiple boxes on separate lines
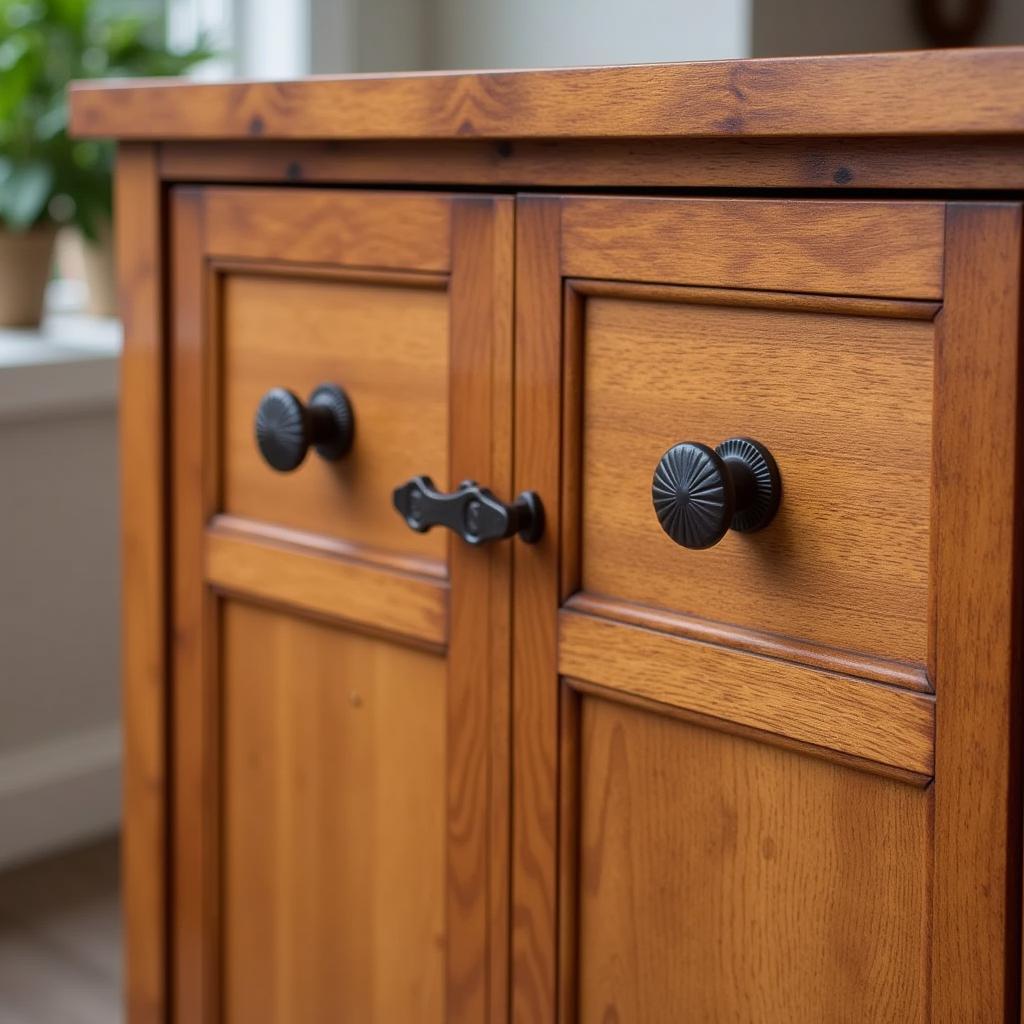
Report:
0,322,120,868
753,0,1024,56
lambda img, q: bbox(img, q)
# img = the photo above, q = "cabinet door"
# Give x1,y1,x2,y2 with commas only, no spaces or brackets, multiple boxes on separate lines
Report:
511,196,1022,1021
169,187,513,1023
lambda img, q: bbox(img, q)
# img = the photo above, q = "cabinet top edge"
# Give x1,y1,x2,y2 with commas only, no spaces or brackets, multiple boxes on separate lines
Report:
70,47,1024,143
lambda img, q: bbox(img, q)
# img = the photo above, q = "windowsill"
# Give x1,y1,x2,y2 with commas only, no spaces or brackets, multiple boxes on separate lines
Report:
0,313,122,422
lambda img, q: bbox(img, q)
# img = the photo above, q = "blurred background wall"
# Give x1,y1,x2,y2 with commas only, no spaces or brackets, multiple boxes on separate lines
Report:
166,0,1024,78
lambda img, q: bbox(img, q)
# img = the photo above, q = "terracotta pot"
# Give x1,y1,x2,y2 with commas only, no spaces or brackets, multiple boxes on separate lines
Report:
82,220,117,318
0,224,57,327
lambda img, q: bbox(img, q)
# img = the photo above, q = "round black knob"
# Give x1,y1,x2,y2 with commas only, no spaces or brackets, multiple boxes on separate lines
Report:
651,437,781,550
254,383,354,473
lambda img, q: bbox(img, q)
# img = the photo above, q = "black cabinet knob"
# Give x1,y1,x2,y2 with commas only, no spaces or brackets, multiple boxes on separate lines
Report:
393,476,544,546
254,383,354,473
652,437,781,549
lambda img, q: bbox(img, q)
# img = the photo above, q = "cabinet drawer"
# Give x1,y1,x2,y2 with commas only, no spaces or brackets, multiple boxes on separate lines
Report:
560,197,944,682
196,187,453,571
576,282,934,673
222,269,449,564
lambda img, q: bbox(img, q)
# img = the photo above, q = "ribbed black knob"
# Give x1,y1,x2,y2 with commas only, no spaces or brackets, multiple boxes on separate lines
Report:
254,383,354,473
652,437,781,550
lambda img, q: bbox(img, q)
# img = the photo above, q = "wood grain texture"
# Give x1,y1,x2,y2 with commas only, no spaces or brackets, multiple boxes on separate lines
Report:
204,525,448,647
511,198,563,1024
444,196,515,1020
114,142,165,1024
573,696,931,1022
220,270,449,563
559,610,934,776
577,284,934,668
165,185,514,1024
221,601,446,1024
204,188,451,271
156,137,1024,193
567,592,931,693
562,197,945,299
70,48,1024,141
169,188,221,1024
932,204,1023,1022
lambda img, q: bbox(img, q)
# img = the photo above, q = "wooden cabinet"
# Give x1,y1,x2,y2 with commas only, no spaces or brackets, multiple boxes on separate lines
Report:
72,50,1024,1023
165,186,514,1022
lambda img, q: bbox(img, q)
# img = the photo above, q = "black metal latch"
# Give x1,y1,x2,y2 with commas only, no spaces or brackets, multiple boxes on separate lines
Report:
392,476,544,546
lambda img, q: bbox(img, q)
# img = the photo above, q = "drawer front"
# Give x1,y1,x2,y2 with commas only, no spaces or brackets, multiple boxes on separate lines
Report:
204,187,453,571
510,196,1022,1021
169,187,514,1024
222,271,449,563
559,197,944,680
578,283,934,671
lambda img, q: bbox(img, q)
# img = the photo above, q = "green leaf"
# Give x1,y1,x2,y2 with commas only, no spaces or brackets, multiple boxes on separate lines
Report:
0,160,53,228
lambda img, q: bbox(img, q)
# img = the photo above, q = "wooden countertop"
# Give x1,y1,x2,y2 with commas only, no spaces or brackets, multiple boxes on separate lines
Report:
70,47,1024,142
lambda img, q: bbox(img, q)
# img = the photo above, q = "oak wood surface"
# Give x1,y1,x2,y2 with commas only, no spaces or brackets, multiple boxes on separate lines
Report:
220,269,450,563
559,610,935,776
221,600,446,1024
169,187,221,1024
514,192,1024,1021
567,592,931,693
932,204,1023,1021
561,197,945,299
510,198,564,1024
576,283,935,668
167,185,514,1024
115,142,166,1024
444,196,515,1020
204,525,448,648
203,187,452,271
156,137,1024,193
71,48,1024,141
572,696,931,1022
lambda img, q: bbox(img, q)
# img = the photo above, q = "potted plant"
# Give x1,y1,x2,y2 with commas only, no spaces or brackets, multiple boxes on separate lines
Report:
0,0,212,325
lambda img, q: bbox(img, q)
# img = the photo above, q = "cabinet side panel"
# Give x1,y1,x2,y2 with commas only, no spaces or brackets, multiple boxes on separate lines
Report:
117,141,168,1024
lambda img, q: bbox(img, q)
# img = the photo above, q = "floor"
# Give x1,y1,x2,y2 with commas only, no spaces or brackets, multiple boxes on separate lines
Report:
0,836,121,1024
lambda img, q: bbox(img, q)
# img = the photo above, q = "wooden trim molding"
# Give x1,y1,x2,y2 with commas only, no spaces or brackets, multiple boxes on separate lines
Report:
558,609,935,777
931,202,1024,1021
204,526,448,648
72,48,1024,142
560,197,945,299
153,137,1024,194
202,188,452,271
116,142,167,1024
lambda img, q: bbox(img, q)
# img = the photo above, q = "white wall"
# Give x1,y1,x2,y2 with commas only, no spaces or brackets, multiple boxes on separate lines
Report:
428,0,750,69
0,323,121,868
303,0,750,74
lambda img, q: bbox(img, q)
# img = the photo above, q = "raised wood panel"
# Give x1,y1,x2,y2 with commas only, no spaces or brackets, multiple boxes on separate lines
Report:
561,198,945,299
572,696,931,1022
70,48,1024,141
221,600,446,1024
204,188,452,271
204,525,447,647
578,287,934,667
221,271,449,563
559,610,934,777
